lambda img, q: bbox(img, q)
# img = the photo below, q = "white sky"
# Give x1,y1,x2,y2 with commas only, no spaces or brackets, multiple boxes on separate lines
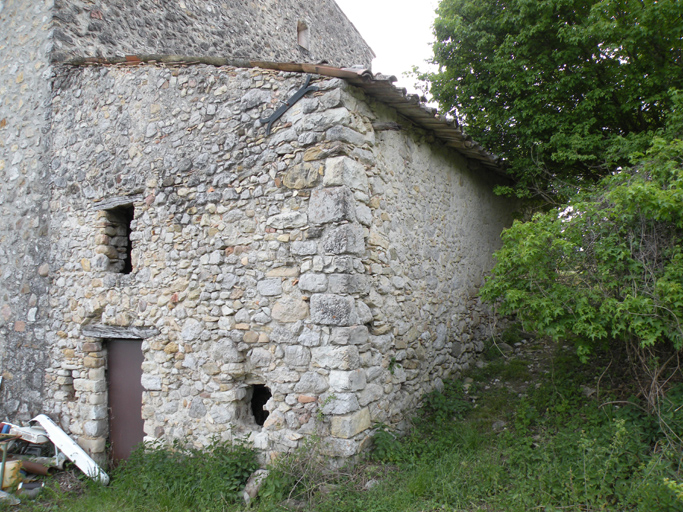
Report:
334,0,440,96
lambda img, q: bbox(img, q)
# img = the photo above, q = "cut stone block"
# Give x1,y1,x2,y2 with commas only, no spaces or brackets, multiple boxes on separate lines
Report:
298,273,328,293
311,345,360,370
329,369,366,392
322,224,365,255
310,294,354,326
309,186,356,225
328,273,370,294
257,279,283,296
266,211,307,229
330,407,371,439
284,345,311,367
283,162,321,189
271,297,309,322
320,392,360,415
330,325,370,345
294,371,329,394
323,156,369,193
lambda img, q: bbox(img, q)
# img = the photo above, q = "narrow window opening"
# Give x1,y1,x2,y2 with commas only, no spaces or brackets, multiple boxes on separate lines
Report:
297,21,310,50
250,384,271,426
103,205,134,274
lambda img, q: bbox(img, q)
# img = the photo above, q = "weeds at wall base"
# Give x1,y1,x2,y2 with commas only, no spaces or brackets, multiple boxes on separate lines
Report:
10,439,258,512
305,338,683,512
10,337,683,511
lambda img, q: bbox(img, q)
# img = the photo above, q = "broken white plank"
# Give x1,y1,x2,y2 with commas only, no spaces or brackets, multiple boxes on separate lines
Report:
30,415,109,485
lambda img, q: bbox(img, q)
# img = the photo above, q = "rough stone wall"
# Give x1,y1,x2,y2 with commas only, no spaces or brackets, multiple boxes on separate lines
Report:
46,63,513,462
46,64,369,461
51,0,374,68
360,94,515,429
0,0,511,465
0,0,54,422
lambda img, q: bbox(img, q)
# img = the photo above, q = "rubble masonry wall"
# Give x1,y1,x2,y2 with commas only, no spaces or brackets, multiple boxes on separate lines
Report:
0,0,373,426
51,0,374,68
0,0,54,422
45,63,513,463
360,93,514,427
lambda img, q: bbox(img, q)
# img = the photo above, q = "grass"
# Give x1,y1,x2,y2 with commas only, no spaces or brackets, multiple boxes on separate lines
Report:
9,438,258,512
8,337,683,511
295,339,683,512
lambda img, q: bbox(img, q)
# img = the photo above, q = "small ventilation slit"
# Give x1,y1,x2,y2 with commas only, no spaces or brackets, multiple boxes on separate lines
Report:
250,384,271,426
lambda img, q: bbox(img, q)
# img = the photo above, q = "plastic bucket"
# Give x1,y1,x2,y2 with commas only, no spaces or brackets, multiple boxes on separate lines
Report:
1,460,21,490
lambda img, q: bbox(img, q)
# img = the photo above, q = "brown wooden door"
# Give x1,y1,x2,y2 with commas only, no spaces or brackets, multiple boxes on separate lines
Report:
107,338,145,462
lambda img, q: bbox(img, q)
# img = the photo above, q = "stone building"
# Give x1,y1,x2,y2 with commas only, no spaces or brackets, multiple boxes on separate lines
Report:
1,0,514,463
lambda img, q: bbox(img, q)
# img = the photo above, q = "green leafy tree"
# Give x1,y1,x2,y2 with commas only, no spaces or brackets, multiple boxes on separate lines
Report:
427,0,683,199
426,0,683,403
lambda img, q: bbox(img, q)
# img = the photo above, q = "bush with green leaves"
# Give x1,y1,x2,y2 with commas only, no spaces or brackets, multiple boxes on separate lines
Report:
481,94,683,407
420,379,473,424
370,424,403,464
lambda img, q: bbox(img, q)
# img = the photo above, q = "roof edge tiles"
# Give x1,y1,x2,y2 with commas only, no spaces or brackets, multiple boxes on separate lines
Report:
64,55,507,175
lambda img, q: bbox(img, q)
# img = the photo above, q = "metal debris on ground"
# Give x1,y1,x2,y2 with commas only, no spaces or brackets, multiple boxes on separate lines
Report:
0,413,110,503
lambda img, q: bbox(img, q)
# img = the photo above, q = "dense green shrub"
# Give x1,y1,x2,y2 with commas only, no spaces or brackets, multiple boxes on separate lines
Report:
481,93,683,407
